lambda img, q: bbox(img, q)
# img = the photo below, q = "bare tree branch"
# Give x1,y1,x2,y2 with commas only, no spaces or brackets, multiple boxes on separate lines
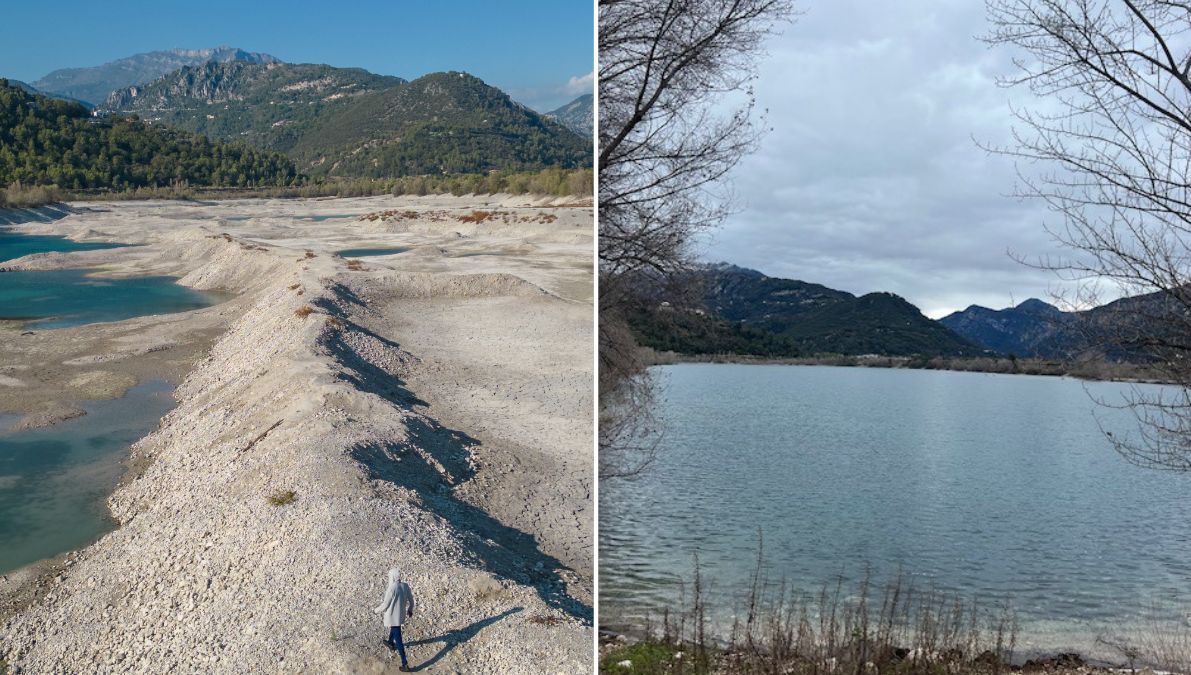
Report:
599,0,794,479
985,0,1191,469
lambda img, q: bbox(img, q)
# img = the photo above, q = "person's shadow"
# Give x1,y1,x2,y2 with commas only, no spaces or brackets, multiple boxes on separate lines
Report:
404,607,523,671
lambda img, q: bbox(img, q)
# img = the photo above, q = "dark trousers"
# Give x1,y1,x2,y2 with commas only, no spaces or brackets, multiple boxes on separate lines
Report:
387,625,408,665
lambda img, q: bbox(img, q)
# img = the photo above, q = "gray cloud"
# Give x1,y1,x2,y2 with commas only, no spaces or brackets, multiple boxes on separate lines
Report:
700,0,1075,318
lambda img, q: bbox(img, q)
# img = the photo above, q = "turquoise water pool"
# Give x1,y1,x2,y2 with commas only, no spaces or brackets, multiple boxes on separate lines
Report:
0,229,123,262
0,379,176,573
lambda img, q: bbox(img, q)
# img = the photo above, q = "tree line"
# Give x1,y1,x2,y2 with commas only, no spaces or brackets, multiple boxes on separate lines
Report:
0,80,593,208
0,81,298,192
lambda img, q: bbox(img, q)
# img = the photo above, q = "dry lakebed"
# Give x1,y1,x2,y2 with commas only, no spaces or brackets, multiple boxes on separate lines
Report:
0,194,594,674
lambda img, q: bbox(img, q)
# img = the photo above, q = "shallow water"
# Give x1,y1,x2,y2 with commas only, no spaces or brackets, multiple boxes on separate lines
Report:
0,229,123,262
0,379,176,573
0,269,222,328
337,246,409,257
599,364,1191,657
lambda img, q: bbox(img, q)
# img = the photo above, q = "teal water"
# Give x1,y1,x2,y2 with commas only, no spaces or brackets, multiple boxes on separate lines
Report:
0,229,123,262
599,364,1191,657
0,269,221,329
0,379,176,573
337,247,409,257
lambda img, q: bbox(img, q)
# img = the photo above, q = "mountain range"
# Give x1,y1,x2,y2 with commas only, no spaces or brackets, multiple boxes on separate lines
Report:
6,47,592,181
99,61,404,158
546,93,592,136
98,63,591,176
941,292,1188,361
32,47,280,107
631,262,1186,363
629,264,982,357
939,299,1076,359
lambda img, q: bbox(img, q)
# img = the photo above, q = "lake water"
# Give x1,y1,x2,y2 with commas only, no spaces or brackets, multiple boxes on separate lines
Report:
599,364,1191,658
0,229,123,262
0,379,176,573
0,229,221,328
337,246,409,257
0,269,222,328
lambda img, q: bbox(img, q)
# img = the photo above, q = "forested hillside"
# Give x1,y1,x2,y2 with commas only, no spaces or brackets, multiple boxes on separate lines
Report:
100,62,404,154
628,264,981,358
290,71,592,176
0,80,298,190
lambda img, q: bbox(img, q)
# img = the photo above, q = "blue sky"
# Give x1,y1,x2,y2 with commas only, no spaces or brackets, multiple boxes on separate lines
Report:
0,0,593,111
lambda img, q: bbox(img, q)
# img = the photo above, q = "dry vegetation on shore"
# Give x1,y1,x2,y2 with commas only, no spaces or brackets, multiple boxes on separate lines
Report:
642,350,1167,384
600,548,1191,675
0,168,593,210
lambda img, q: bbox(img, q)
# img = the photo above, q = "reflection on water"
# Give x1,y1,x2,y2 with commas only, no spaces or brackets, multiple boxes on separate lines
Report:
0,379,176,573
599,364,1191,657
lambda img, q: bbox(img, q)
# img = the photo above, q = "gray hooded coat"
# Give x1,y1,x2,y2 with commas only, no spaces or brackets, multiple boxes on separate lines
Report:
374,567,415,628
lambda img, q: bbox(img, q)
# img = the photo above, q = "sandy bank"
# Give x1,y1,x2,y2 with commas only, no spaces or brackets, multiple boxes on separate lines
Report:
0,194,593,673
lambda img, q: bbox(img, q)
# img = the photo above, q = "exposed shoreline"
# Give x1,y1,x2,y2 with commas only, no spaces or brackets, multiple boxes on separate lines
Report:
0,194,594,673
643,350,1171,385
596,626,1151,674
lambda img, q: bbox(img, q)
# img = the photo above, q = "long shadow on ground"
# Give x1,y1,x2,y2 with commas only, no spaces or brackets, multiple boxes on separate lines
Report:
0,204,77,226
404,607,523,671
318,308,592,624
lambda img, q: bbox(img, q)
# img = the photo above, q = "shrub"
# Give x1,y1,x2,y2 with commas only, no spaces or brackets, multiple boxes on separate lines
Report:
267,489,297,506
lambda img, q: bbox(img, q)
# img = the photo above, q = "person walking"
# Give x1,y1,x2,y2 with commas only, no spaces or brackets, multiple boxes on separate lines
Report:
374,567,415,671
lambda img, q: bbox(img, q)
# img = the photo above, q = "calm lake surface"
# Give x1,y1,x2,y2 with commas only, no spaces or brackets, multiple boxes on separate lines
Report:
599,364,1191,657
0,269,221,328
337,246,409,257
0,229,221,328
0,379,175,573
0,229,123,262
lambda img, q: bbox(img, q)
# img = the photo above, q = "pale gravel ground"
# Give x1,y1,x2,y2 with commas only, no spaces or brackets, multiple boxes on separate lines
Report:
0,194,593,674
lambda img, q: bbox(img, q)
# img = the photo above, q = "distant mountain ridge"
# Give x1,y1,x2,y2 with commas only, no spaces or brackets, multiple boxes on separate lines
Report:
100,61,404,155
939,292,1187,361
545,94,592,136
33,47,280,106
939,299,1076,358
629,263,981,357
1,78,87,105
7,79,37,95
100,63,591,176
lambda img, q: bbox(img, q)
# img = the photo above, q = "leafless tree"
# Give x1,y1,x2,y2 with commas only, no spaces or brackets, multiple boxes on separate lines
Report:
985,0,1191,470
599,0,794,479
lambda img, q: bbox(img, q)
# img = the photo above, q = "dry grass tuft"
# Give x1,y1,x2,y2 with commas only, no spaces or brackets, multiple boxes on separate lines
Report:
267,490,297,506
459,210,495,223
294,306,315,318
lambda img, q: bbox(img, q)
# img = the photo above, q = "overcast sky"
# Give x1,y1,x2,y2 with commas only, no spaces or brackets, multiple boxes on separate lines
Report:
701,0,1069,318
